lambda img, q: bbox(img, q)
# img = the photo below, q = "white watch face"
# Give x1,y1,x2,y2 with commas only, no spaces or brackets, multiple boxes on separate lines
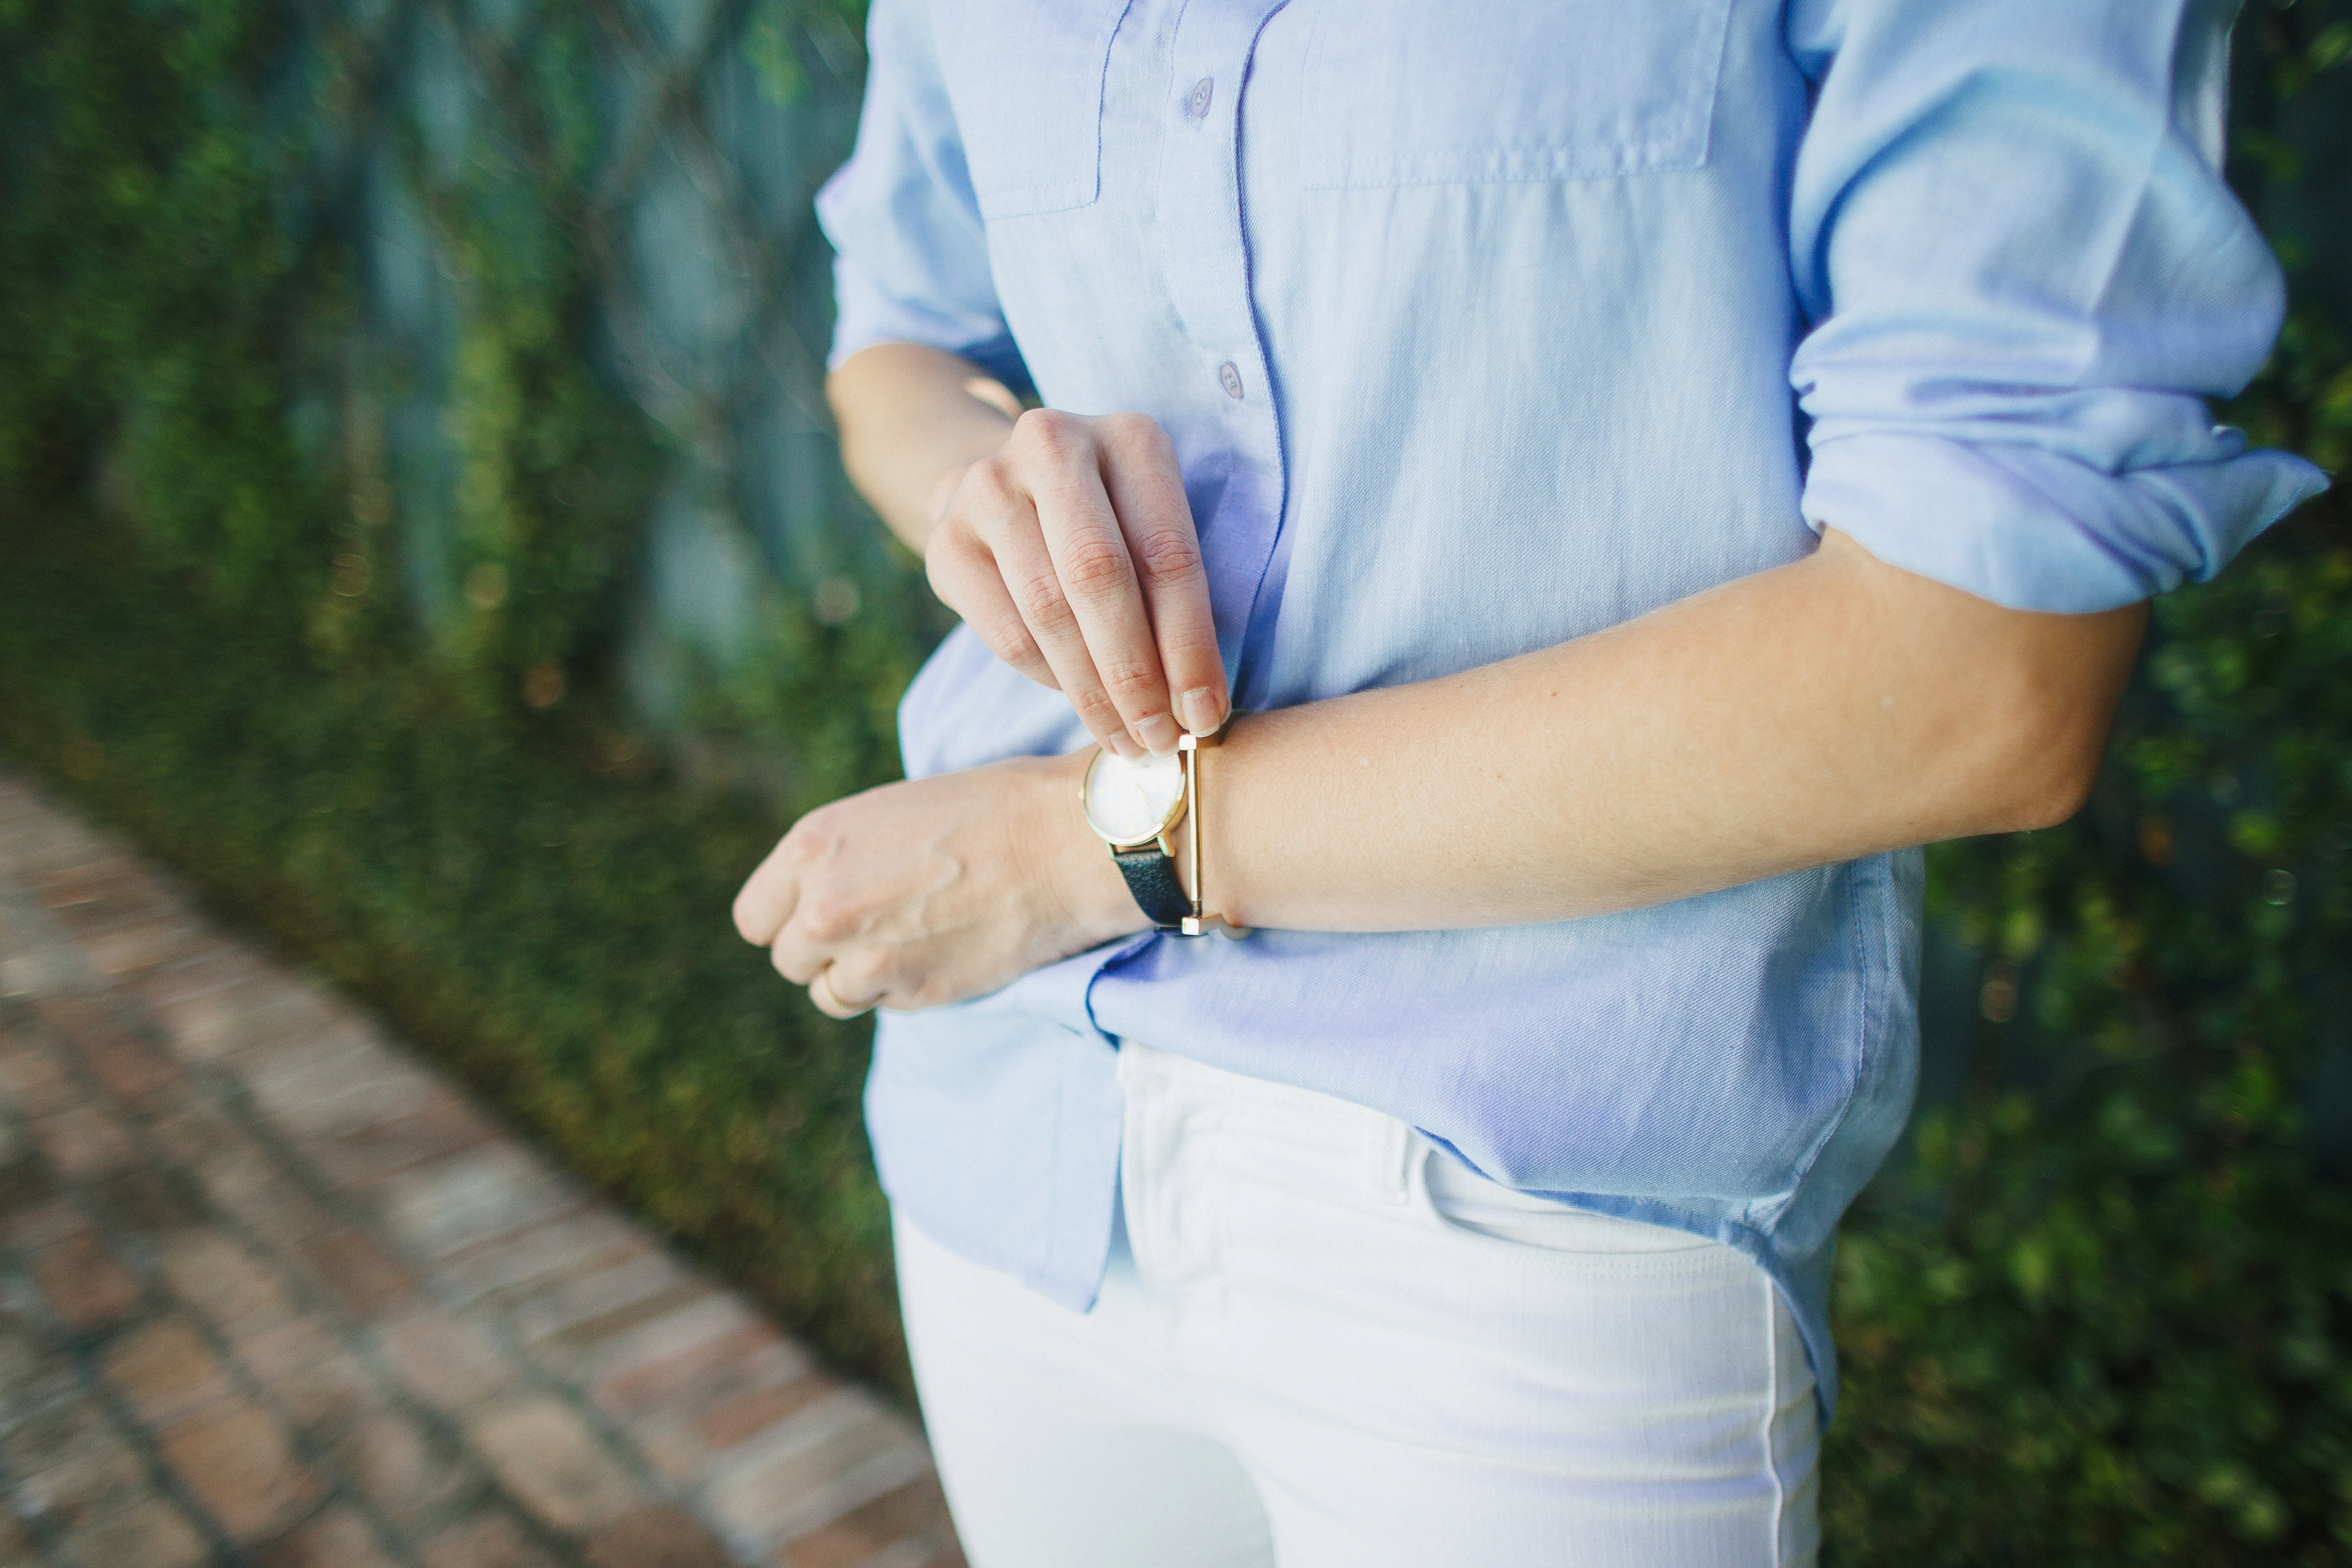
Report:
1083,747,1185,846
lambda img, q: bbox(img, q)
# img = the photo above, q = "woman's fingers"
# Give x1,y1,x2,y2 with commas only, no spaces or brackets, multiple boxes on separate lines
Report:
779,934,891,1018
1008,411,1172,756
985,491,1135,755
808,965,883,1019
928,408,1219,753
730,840,800,948
1094,415,1227,735
818,950,896,1015
932,438,1136,751
926,493,1055,688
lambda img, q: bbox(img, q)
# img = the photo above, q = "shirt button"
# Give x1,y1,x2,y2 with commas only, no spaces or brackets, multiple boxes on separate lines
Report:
1218,362,1244,399
1185,77,1214,119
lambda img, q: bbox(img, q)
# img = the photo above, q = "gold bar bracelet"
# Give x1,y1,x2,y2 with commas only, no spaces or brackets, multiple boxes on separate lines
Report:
1177,728,1251,939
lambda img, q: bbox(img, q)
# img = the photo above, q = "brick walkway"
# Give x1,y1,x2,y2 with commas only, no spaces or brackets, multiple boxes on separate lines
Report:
0,768,963,1568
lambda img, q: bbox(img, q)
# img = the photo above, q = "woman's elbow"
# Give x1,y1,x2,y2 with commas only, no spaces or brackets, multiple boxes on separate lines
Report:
1988,735,2106,833
1972,609,2148,834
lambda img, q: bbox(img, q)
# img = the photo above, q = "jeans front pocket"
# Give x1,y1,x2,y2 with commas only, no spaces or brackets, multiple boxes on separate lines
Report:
1298,0,1736,189
1417,1140,1729,1262
931,0,1135,219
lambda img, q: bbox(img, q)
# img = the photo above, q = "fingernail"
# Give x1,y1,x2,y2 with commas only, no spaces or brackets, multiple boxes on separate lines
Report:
1179,687,1224,736
1135,714,1180,754
1104,731,1143,761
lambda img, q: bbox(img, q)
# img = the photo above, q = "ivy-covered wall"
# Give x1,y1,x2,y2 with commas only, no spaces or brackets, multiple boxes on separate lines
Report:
2,0,2350,1560
0,0,928,767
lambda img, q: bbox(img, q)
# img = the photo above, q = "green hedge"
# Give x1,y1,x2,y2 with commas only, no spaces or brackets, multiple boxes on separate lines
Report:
4,0,2351,1560
0,510,927,1392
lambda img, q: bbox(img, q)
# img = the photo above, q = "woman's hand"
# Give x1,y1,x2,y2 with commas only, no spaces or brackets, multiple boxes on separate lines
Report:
926,409,1230,759
731,753,1142,1018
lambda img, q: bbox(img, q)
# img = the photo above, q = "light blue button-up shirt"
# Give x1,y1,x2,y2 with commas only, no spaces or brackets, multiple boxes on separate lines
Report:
816,0,2324,1412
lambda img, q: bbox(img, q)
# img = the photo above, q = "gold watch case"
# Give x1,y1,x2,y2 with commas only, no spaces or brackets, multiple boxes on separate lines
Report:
1175,728,1249,938
1079,745,1186,851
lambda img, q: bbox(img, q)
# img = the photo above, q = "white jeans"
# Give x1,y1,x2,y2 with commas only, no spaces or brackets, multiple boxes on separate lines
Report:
896,1042,1819,1567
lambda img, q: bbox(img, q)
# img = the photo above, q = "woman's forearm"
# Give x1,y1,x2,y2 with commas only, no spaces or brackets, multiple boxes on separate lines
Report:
1051,530,2145,937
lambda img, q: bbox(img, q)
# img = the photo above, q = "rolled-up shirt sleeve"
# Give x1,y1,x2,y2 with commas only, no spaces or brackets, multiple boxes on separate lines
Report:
814,0,1033,394
1786,0,2328,612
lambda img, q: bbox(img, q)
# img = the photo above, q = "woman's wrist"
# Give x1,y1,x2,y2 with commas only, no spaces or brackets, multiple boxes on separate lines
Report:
923,462,973,536
827,346,1018,554
1013,751,1155,948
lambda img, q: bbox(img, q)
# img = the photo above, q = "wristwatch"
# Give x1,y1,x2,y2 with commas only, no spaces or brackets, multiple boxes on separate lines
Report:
1080,729,1251,939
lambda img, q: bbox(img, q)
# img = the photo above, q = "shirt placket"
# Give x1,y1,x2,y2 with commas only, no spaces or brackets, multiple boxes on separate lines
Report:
1158,0,1291,705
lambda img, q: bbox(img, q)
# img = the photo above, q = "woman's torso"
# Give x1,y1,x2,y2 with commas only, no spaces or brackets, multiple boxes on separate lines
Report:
852,0,1919,1418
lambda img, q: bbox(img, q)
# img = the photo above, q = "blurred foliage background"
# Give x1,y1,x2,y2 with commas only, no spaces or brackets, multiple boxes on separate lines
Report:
0,0,2346,1560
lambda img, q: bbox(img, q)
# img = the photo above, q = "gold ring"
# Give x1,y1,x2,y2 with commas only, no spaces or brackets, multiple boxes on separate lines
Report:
809,967,876,1019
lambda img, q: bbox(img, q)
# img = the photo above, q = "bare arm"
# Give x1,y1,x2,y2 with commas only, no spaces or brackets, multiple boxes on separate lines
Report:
739,347,2143,1012
1147,528,2142,934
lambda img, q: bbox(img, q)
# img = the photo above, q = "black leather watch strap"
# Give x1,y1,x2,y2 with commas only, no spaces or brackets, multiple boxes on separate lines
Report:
1110,844,1192,931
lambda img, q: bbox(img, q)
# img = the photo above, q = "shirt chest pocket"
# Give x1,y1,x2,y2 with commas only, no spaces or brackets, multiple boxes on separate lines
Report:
931,0,1132,220
1299,0,1735,188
